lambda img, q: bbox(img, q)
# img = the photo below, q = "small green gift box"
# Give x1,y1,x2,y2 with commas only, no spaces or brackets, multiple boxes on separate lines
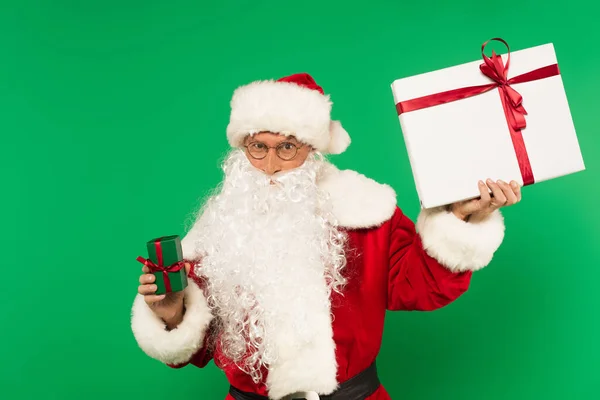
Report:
137,235,188,295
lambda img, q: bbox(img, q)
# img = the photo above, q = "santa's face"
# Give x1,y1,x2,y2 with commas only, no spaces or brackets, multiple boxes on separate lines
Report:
188,149,347,384
242,132,313,176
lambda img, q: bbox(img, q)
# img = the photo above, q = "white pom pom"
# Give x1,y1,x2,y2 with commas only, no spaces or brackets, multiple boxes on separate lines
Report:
327,120,351,154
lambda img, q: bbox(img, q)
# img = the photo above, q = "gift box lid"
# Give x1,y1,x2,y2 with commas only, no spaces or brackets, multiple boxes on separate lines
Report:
145,235,183,266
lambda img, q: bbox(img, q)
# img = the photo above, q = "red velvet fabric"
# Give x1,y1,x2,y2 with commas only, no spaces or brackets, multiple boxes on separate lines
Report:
170,206,472,398
276,72,325,95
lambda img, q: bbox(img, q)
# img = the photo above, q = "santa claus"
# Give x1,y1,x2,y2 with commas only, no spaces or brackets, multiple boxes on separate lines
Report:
131,73,521,400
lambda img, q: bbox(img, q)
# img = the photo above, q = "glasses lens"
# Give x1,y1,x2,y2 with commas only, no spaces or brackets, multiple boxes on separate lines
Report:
277,142,298,160
247,142,268,159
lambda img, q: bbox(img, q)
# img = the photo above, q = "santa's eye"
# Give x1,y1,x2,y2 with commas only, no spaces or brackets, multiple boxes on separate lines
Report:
277,142,299,160
249,142,267,151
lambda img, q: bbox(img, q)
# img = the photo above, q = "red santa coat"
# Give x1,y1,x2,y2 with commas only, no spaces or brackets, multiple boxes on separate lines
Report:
131,165,505,400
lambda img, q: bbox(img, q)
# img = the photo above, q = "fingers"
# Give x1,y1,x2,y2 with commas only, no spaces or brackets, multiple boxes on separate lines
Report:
482,179,522,208
144,294,167,304
500,180,518,205
138,280,166,304
478,180,491,208
511,180,522,202
138,283,158,295
139,273,155,285
138,273,165,303
497,180,517,205
139,264,189,307
140,274,156,285
470,178,522,220
486,179,507,208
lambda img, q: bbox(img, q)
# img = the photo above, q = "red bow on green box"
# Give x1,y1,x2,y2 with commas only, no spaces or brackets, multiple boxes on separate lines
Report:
136,235,187,294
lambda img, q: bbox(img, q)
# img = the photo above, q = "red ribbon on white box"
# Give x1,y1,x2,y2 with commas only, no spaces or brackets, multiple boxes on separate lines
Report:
396,38,560,186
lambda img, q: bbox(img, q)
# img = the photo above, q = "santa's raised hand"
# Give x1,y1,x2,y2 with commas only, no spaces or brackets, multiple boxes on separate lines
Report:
450,179,522,222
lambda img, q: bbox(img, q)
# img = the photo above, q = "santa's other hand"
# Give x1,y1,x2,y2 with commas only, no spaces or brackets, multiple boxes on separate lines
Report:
137,263,190,329
450,179,522,222
138,272,165,303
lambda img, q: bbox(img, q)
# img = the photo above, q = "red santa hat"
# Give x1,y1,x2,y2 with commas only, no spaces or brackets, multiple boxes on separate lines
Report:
226,73,351,154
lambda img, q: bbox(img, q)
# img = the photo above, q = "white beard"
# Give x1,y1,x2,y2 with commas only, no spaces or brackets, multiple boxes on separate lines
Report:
187,149,347,391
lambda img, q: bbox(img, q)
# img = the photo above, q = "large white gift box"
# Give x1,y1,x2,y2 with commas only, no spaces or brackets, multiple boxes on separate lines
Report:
390,39,585,209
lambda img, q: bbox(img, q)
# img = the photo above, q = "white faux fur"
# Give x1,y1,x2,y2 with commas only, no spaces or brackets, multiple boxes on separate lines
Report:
180,163,397,243
327,120,351,154
264,292,339,399
226,79,349,154
165,165,505,394
416,207,505,272
181,224,203,261
318,163,398,229
172,162,392,397
130,279,213,365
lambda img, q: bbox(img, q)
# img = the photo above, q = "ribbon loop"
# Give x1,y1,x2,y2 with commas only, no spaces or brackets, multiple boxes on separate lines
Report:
481,38,511,81
136,256,157,270
478,39,529,132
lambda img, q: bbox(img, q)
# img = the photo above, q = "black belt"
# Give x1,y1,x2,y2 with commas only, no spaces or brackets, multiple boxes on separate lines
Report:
229,361,380,400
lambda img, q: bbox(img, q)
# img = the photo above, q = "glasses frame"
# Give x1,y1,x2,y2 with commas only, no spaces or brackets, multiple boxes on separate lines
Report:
243,140,305,161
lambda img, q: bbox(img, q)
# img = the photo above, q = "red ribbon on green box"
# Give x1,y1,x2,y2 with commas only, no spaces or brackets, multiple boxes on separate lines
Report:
137,240,185,293
395,38,561,186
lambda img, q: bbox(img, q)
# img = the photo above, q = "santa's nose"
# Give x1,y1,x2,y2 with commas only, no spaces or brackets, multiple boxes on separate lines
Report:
263,154,282,175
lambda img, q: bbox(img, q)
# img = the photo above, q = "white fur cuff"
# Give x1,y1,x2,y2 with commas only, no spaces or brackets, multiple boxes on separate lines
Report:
416,208,505,272
130,280,213,365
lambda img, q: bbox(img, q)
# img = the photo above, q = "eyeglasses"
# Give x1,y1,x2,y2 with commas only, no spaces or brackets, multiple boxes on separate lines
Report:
243,140,304,161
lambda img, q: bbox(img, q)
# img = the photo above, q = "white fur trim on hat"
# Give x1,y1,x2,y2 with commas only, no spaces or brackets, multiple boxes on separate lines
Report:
327,120,351,154
416,207,505,272
130,279,213,365
226,80,349,154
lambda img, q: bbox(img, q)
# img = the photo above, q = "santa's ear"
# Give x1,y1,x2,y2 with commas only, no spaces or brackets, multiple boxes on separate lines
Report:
326,120,351,154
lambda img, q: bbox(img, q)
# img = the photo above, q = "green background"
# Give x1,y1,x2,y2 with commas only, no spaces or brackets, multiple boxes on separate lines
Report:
2,0,598,399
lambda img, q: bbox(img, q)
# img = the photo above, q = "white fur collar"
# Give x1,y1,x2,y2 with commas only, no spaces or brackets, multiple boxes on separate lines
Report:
317,163,397,229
